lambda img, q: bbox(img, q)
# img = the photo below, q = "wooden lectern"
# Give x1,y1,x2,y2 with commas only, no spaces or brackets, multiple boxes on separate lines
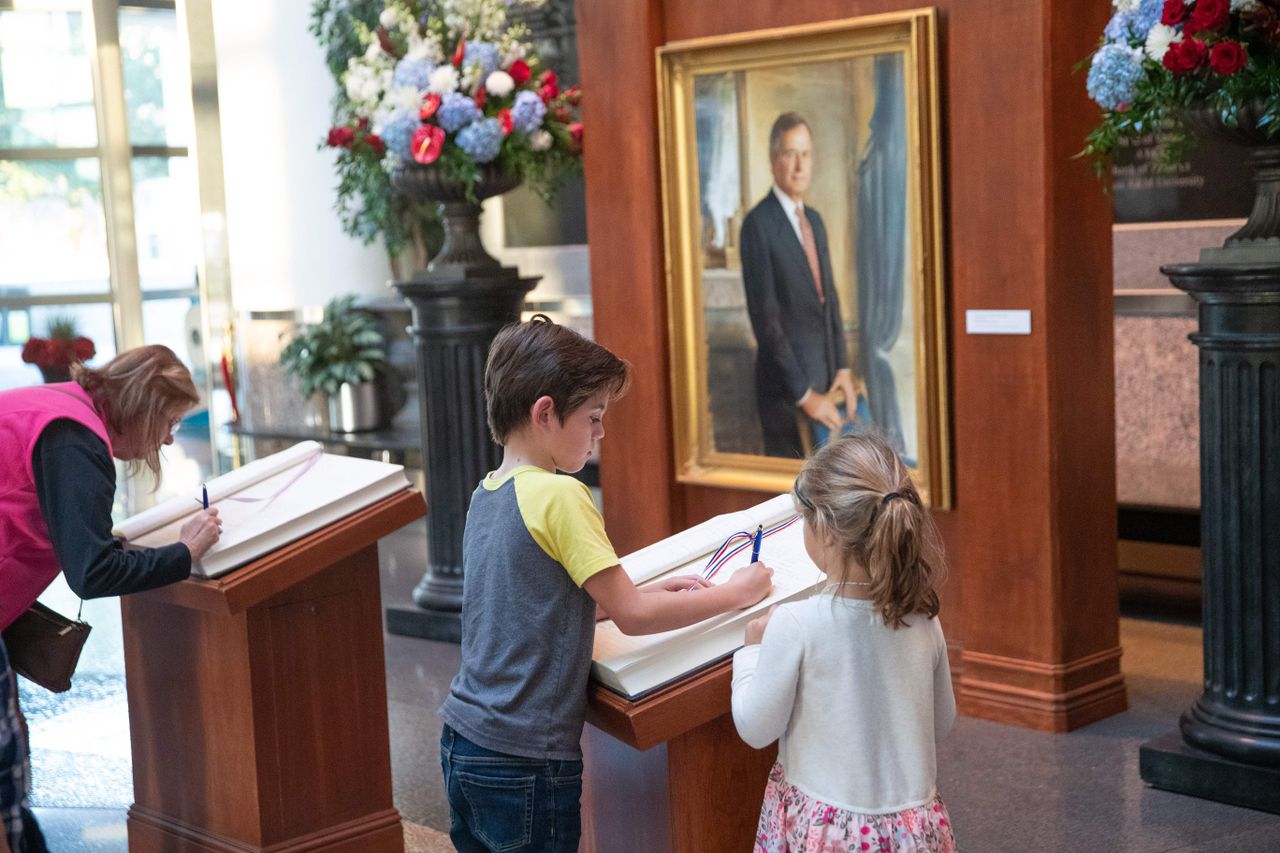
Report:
120,490,425,853
581,660,776,852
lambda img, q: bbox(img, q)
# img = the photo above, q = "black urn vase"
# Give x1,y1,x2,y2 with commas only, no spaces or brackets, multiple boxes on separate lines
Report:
388,164,538,642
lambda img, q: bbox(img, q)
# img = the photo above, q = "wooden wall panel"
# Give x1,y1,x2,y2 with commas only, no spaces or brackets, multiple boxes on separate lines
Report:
579,0,1125,732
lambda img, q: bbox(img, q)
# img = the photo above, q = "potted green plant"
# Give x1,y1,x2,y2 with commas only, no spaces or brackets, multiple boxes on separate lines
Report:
279,295,389,432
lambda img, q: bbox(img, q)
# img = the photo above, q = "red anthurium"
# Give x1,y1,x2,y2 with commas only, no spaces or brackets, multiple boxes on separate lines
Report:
419,93,441,121
327,126,356,148
509,59,531,86
498,108,513,136
411,125,446,164
452,36,466,68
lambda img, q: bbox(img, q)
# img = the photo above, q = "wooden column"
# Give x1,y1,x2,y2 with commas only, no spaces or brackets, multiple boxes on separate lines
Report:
580,0,1125,734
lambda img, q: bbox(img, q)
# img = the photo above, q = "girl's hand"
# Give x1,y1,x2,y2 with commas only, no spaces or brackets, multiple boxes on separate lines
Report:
744,605,778,645
179,509,222,562
652,575,712,592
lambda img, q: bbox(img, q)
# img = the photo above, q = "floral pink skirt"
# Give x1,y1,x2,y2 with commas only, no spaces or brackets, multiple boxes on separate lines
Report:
754,763,957,853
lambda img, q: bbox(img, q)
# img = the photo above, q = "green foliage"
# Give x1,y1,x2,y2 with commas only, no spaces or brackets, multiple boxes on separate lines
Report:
279,295,388,399
45,314,80,341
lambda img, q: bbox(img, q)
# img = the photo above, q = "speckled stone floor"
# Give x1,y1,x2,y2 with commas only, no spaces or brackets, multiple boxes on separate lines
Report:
23,520,1280,852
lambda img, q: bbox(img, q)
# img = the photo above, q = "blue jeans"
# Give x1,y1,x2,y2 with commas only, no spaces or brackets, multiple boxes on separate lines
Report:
439,724,583,853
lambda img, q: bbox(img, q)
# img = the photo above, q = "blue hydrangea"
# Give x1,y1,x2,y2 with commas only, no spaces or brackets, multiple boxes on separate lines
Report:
393,57,435,91
437,92,482,132
1087,44,1145,111
1105,0,1163,45
510,90,546,134
457,117,503,163
380,109,419,158
463,41,501,79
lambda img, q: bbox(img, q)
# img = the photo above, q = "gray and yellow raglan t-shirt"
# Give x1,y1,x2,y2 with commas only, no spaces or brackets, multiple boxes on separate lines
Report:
439,465,619,760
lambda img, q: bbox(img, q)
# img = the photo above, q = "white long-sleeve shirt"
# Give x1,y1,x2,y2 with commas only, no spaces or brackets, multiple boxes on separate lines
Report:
731,593,956,814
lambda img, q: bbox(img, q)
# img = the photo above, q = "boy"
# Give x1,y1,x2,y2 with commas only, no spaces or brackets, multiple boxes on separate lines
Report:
439,316,773,852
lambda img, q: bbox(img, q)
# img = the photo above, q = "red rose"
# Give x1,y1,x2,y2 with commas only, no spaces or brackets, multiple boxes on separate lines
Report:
326,126,355,148
1161,0,1187,25
419,93,441,121
497,108,513,136
563,84,582,106
539,83,557,104
554,105,572,123
366,134,386,158
1185,0,1229,35
452,37,465,68
357,117,369,130
1163,38,1208,74
411,126,445,164
539,70,557,89
72,337,95,362
508,59,531,86
569,122,583,153
1209,40,1248,74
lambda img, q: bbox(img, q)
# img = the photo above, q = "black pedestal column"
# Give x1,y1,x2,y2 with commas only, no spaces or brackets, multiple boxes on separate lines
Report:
1139,263,1280,813
386,169,537,642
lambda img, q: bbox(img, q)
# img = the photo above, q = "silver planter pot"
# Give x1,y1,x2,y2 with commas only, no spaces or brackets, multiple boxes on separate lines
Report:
327,382,384,433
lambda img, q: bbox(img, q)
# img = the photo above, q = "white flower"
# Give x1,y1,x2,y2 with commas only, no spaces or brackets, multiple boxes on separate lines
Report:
344,61,386,104
1231,0,1260,11
364,40,384,62
1145,23,1182,62
1113,0,1139,12
428,65,460,95
383,86,422,113
378,8,398,28
485,70,515,98
529,129,552,151
406,33,440,63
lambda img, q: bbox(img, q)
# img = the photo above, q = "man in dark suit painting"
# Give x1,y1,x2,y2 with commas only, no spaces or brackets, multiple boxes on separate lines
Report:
740,112,855,458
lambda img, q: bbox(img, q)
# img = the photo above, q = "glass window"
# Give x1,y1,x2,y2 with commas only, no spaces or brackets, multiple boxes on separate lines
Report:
0,302,117,390
133,156,198,291
0,10,97,148
0,158,111,295
141,295,198,367
118,7,191,148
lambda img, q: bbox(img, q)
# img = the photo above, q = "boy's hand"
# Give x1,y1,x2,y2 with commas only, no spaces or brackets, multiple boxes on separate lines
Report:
651,575,712,592
744,605,778,645
724,561,773,608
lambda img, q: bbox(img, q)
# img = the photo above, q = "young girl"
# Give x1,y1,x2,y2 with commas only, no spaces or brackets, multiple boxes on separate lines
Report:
732,432,957,852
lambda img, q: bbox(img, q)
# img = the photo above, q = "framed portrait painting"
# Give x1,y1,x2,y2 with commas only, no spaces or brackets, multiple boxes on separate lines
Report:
657,9,950,507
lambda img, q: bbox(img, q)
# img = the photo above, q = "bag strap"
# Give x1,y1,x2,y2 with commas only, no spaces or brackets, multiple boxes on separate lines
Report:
39,386,98,624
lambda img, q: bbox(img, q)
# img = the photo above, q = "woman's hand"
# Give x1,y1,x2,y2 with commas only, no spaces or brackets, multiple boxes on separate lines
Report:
179,509,222,562
744,604,778,645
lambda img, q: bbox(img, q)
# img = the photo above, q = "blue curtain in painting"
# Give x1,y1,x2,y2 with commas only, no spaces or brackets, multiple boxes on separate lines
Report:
855,54,908,454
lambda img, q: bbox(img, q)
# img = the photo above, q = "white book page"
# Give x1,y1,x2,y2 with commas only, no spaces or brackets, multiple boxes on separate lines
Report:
122,453,408,576
592,516,822,674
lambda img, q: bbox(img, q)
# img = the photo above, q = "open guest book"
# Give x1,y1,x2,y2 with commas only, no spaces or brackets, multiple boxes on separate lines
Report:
113,441,414,578
591,494,825,699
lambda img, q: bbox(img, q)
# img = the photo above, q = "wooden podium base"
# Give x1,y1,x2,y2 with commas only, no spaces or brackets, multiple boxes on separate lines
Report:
122,491,425,853
582,660,775,852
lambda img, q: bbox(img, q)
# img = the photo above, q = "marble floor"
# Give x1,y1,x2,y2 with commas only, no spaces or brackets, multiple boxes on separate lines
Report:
23,519,1280,852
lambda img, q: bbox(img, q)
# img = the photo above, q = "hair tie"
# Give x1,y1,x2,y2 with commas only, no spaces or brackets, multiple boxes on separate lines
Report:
880,491,905,507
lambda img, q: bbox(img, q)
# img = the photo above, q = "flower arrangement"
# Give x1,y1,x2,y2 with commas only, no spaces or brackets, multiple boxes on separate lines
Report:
1082,0,1280,168
21,316,96,379
318,0,582,214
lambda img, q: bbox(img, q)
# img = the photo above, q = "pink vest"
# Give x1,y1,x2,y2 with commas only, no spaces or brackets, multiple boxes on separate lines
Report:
0,382,113,630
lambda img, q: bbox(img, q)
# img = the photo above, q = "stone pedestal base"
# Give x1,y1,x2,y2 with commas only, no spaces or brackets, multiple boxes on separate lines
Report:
1140,732,1280,815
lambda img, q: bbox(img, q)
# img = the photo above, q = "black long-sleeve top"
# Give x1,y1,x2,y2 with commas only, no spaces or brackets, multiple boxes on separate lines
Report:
31,419,191,599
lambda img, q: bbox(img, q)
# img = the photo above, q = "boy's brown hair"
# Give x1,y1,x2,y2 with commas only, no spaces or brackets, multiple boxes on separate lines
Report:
485,315,631,445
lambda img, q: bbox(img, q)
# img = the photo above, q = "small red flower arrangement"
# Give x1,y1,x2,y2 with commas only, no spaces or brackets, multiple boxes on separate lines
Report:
22,332,95,381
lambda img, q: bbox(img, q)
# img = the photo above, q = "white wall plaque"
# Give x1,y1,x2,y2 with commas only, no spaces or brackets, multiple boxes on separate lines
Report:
965,309,1032,335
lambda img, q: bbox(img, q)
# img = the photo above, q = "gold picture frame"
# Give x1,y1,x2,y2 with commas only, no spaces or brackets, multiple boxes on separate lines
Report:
657,9,950,507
